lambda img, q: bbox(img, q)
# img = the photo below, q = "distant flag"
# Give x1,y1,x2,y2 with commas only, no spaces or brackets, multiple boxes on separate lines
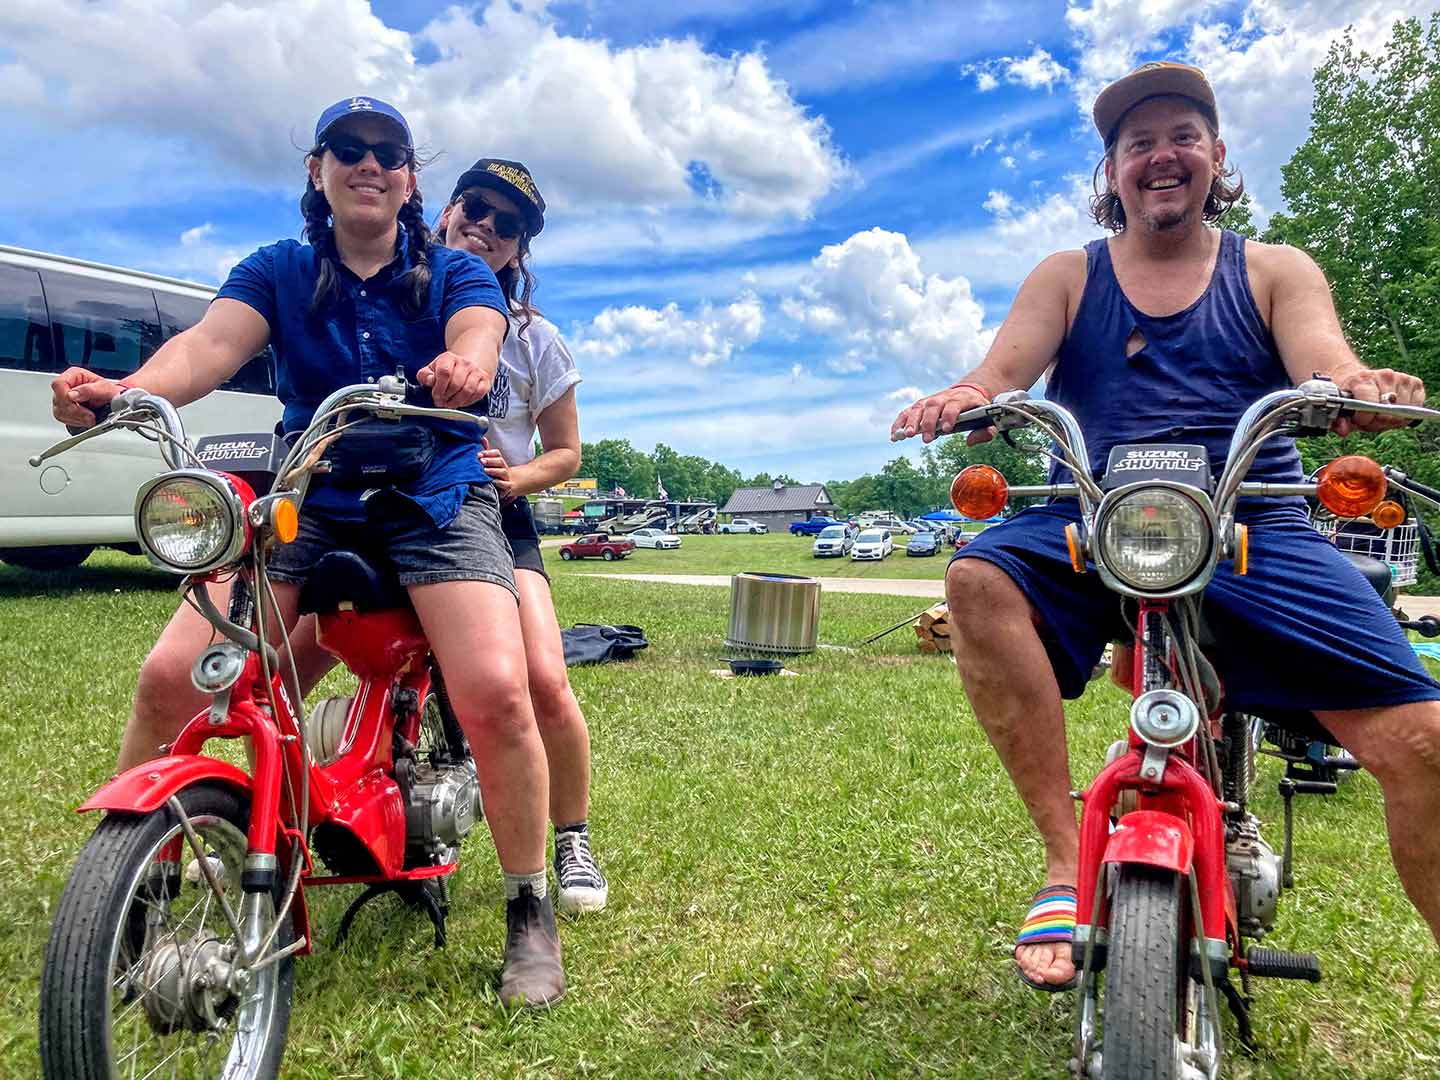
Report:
658,477,668,501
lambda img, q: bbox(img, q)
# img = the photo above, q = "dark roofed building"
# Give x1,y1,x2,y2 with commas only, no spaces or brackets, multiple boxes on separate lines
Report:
720,481,836,532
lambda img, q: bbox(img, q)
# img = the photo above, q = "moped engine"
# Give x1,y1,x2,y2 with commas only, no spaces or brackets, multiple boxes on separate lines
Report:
1226,815,1283,938
404,759,481,864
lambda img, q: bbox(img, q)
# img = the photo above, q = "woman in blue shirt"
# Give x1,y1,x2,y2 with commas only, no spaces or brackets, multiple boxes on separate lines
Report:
50,97,565,1008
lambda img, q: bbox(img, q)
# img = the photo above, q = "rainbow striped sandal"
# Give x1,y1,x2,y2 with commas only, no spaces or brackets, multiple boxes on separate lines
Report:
1013,884,1081,992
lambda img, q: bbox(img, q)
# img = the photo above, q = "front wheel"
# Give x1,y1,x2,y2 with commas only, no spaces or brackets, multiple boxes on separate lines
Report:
1101,865,1195,1080
40,783,294,1080
559,549,574,561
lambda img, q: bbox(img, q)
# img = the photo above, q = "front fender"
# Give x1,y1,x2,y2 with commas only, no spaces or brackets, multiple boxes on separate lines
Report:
1103,810,1194,875
78,755,252,814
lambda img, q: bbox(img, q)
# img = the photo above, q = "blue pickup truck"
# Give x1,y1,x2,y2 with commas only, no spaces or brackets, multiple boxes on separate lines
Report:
788,516,847,536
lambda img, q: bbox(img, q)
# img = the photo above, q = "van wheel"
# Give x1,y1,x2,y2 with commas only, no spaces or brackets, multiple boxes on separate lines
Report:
0,545,95,571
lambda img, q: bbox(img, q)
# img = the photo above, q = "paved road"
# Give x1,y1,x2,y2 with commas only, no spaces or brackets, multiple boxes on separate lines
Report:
581,572,945,598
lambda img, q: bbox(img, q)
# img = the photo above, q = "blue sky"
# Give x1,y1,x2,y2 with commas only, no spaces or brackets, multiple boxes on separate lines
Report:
4,0,1433,482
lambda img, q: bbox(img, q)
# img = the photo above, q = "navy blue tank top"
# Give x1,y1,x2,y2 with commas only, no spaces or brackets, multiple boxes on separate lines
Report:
1047,230,1301,489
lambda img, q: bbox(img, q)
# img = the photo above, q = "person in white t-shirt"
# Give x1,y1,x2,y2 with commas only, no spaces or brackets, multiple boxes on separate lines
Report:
436,159,607,915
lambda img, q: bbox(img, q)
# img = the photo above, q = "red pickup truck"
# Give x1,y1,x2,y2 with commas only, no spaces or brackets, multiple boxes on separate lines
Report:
557,532,635,561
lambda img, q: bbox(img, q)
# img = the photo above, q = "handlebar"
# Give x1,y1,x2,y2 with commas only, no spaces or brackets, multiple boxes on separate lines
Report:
947,380,1440,523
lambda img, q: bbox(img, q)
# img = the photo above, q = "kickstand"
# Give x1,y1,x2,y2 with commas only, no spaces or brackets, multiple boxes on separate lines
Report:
335,881,449,949
1220,978,1257,1052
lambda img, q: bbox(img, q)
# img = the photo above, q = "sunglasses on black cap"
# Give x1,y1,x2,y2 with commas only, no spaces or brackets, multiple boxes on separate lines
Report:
324,134,414,171
459,193,526,240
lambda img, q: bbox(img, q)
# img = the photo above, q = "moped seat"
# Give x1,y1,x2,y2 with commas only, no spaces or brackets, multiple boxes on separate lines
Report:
298,550,412,615
1340,551,1393,600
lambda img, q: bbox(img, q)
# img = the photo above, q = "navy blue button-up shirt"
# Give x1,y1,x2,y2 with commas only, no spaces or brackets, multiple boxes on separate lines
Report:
217,232,506,526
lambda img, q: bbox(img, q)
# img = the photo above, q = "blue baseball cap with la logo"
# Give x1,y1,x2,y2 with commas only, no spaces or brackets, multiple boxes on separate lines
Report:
314,96,412,147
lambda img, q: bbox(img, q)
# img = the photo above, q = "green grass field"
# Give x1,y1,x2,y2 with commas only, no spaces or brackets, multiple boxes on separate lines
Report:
1,551,1437,1077
556,531,954,581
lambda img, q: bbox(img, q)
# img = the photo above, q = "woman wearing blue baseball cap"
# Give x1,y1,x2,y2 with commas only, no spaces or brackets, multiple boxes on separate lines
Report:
50,97,566,1007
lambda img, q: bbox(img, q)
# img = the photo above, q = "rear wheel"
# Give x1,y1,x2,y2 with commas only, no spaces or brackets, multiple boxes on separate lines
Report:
0,544,95,570
40,783,293,1080
602,550,616,561
1101,865,1190,1080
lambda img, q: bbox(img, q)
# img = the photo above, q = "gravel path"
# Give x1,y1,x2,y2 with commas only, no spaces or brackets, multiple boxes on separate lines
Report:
580,572,945,598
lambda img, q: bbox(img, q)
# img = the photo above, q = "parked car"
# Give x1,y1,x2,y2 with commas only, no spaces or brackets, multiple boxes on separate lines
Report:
811,524,853,558
719,518,768,534
851,528,894,561
788,516,845,536
906,530,941,557
557,533,635,561
868,515,915,535
630,527,681,549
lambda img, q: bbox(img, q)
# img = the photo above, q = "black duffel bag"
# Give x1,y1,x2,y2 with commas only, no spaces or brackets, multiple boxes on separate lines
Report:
560,624,649,667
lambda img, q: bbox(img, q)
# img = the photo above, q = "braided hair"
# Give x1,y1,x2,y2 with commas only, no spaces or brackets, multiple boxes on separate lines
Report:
301,142,434,317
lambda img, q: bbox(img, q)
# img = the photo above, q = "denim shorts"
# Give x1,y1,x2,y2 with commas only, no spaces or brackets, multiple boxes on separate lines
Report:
501,498,547,580
267,482,517,600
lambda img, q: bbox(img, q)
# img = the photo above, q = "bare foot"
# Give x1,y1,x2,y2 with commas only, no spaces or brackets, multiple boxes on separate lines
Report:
1015,940,1077,988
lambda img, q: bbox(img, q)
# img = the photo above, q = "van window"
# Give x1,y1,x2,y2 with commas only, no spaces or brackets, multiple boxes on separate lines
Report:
42,270,162,379
154,291,275,395
0,264,53,372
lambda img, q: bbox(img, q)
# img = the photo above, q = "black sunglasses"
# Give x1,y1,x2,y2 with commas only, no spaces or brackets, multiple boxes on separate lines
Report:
325,135,413,171
459,193,525,240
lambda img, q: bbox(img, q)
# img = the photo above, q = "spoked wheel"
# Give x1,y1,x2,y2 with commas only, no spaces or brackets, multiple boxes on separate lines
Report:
40,783,293,1079
1101,865,1216,1080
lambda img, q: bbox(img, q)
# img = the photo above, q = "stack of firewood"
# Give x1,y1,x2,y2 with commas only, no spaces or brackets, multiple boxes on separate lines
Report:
913,603,951,653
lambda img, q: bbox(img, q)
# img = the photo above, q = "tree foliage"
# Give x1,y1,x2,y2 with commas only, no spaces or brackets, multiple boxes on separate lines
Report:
1261,15,1440,589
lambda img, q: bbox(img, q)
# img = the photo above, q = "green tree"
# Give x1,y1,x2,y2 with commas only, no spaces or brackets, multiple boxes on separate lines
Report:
1262,15,1440,384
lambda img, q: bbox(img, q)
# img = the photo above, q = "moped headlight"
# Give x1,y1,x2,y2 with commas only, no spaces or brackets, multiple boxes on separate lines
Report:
135,472,245,572
1097,487,1211,591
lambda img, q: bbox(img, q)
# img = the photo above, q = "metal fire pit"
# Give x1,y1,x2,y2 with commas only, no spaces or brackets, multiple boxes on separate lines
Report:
725,572,820,655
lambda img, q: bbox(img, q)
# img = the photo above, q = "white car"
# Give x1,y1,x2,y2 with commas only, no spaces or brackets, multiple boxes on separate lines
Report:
719,518,769,534
851,528,894,560
630,527,681,549
812,524,853,558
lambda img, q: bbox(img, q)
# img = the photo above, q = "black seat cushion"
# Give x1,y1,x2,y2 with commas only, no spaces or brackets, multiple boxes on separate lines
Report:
1341,551,1393,600
297,550,411,615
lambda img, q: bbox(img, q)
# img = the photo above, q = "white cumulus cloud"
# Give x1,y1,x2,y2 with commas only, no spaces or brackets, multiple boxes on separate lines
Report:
782,228,994,383
572,292,765,368
1,0,843,221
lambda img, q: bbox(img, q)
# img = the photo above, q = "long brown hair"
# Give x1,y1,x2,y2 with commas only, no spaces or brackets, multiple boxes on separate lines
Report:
1089,114,1245,232
300,142,433,317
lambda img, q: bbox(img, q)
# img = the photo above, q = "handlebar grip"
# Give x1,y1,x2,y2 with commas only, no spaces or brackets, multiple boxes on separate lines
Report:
403,381,434,408
65,398,112,436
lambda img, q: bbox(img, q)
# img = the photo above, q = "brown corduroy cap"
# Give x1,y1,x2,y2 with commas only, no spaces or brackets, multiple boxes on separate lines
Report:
1092,61,1219,146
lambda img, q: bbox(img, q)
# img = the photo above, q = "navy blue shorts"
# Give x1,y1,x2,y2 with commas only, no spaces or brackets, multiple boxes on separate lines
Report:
953,500,1440,715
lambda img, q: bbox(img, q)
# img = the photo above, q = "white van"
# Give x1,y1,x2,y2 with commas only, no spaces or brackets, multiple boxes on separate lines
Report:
0,245,281,570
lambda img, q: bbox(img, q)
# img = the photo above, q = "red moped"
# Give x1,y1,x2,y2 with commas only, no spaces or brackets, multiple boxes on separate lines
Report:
946,380,1438,1079
35,379,482,1079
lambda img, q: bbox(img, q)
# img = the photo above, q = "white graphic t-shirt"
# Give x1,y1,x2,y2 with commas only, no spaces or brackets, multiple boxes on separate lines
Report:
486,311,581,469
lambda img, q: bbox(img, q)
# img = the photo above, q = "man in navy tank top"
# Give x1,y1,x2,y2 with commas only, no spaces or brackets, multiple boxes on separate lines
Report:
891,62,1440,991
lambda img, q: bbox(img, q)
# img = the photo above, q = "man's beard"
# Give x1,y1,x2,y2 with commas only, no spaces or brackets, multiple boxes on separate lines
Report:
1138,204,1194,232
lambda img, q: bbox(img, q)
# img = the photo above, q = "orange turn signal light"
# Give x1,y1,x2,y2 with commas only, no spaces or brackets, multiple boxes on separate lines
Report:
272,498,299,544
1316,455,1387,518
950,465,1008,520
1234,523,1249,576
1064,522,1086,574
1371,499,1406,529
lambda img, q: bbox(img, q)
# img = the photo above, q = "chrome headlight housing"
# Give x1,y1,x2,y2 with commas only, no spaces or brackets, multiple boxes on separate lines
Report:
134,470,247,573
1095,484,1216,596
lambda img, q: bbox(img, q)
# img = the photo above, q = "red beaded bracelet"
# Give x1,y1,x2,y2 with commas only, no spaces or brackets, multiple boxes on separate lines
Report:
948,381,992,403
